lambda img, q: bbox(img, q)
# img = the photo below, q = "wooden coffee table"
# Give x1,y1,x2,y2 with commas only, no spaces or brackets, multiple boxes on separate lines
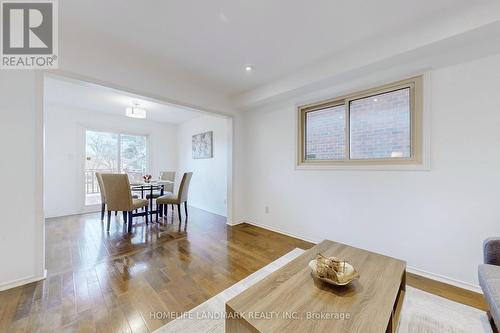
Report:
226,240,406,333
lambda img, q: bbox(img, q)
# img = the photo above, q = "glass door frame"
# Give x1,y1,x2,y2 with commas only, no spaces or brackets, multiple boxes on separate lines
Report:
83,127,150,208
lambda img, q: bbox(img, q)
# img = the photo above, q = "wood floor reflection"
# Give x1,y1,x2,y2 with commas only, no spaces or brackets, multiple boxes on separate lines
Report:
0,207,313,333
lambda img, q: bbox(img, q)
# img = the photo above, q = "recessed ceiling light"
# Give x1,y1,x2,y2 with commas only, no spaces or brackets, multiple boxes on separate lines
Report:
219,12,228,23
245,65,253,72
373,98,378,102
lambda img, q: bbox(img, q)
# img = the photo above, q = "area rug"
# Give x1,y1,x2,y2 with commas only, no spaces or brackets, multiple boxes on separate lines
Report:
154,248,492,333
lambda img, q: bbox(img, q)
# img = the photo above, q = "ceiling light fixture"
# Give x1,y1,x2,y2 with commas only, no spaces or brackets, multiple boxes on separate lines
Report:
126,103,147,119
245,65,253,72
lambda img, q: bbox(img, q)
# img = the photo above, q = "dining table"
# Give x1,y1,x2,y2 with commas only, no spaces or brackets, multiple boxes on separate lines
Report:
130,180,173,219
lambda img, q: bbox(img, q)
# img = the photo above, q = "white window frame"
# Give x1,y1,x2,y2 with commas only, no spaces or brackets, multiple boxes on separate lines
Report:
297,75,429,171
84,128,150,207
84,128,150,173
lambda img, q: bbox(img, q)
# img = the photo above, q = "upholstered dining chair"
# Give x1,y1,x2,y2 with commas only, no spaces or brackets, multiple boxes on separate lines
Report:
95,172,108,221
156,172,193,225
160,171,176,193
100,173,150,233
96,172,138,220
154,171,176,216
145,171,176,199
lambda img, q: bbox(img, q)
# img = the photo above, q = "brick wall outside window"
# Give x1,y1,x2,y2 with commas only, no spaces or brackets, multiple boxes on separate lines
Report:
350,88,410,159
305,88,410,160
305,105,345,160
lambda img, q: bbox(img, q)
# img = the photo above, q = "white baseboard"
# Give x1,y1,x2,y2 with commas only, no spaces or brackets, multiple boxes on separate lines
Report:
407,266,482,294
45,206,100,219
226,221,240,226
47,205,227,220
239,220,320,245
226,218,244,226
190,204,227,218
240,219,483,294
0,269,47,292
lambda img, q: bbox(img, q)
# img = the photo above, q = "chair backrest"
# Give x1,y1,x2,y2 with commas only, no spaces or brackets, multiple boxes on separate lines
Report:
100,173,133,211
178,172,193,203
160,171,176,182
160,171,176,193
95,172,106,203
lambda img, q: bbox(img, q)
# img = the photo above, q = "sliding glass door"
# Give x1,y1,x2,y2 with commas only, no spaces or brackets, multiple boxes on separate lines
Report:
120,134,148,183
85,130,148,206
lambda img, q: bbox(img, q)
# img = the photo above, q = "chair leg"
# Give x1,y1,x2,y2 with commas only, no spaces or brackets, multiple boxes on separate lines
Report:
122,211,127,223
145,206,149,225
101,203,105,221
184,202,188,231
107,210,111,231
128,211,133,233
177,204,182,224
156,204,159,222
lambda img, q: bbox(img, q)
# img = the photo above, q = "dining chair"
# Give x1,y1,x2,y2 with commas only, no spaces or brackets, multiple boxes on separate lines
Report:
95,172,107,221
146,171,176,200
160,171,176,193
145,171,176,217
97,172,138,220
100,173,150,233
156,172,193,226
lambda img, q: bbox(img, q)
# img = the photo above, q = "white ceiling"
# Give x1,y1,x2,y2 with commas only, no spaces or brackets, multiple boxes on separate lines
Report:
44,77,206,124
59,0,500,96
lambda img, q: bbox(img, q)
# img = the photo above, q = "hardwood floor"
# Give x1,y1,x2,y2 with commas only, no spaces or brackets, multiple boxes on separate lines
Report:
0,207,489,332
0,207,312,333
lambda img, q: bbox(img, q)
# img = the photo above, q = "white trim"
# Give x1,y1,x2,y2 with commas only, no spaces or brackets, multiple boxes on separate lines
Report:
226,220,242,226
35,72,46,291
240,219,483,294
407,266,482,294
0,270,47,292
188,204,227,218
226,117,234,225
239,220,320,244
45,206,100,219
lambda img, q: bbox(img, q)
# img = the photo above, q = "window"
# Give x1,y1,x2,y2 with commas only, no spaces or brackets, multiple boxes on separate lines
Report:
85,130,148,205
120,134,148,181
305,105,345,160
298,76,423,166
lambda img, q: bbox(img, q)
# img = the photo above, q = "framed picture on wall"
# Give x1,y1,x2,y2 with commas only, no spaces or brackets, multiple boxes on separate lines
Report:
192,131,213,159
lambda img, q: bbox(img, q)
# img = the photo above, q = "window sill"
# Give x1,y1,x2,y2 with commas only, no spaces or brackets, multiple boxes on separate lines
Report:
295,161,430,171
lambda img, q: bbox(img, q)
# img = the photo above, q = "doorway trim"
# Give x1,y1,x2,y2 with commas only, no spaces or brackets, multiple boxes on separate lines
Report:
41,70,235,224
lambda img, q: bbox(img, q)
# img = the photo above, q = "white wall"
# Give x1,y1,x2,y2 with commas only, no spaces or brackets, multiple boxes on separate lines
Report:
58,29,234,116
235,54,500,288
0,22,237,289
177,116,228,216
44,105,178,218
0,20,499,289
0,72,45,290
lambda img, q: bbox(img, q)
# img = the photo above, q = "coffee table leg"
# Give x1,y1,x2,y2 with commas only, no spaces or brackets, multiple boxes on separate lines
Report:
386,270,406,333
226,304,255,333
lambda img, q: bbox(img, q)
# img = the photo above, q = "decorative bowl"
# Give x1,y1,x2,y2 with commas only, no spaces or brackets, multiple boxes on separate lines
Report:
308,253,359,286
